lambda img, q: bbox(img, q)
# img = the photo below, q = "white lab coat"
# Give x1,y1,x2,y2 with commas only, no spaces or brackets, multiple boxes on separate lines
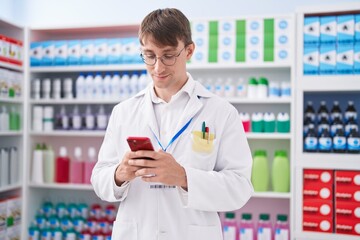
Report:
91,74,253,240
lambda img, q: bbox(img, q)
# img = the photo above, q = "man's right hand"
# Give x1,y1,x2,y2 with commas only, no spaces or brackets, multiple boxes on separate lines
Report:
114,151,143,186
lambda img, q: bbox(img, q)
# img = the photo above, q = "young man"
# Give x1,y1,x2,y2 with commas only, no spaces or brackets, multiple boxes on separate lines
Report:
91,8,253,240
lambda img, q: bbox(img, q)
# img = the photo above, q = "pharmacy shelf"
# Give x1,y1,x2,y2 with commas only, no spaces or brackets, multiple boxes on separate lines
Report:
0,131,23,136
0,97,23,103
297,153,360,170
246,133,291,139
29,64,146,73
251,192,291,199
0,183,22,194
301,75,360,92
0,61,23,72
227,98,291,104
295,231,360,240
28,183,93,191
30,99,121,105
188,62,291,70
30,130,105,137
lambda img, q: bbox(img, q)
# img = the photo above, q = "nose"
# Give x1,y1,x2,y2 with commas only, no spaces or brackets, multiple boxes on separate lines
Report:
153,57,166,72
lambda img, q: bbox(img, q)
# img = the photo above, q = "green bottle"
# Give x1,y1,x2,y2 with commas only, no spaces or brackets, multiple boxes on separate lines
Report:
251,150,270,192
272,150,290,192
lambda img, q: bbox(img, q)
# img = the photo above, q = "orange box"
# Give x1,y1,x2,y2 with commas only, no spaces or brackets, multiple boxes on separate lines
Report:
335,218,360,235
303,182,333,201
335,170,360,188
303,215,333,233
303,199,333,217
335,201,360,220
335,185,360,203
304,169,334,186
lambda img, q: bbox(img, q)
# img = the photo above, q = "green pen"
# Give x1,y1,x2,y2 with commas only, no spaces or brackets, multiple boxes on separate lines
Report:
202,121,206,139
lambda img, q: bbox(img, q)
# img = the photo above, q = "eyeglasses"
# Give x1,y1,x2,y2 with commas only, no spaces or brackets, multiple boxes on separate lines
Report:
140,46,186,66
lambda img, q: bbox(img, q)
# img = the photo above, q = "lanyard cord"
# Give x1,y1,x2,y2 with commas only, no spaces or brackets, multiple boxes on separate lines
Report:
152,117,193,152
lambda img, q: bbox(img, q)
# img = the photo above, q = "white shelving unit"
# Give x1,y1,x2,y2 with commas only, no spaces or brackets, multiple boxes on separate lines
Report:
0,16,25,239
294,4,360,240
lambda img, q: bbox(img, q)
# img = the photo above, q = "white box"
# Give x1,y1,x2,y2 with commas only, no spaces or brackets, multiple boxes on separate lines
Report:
67,40,81,65
218,48,235,63
275,47,290,63
191,48,208,64
219,35,235,50
80,39,94,65
337,15,355,43
121,37,141,63
304,17,320,45
107,38,122,64
337,44,354,74
54,40,67,66
246,47,263,63
219,19,236,35
319,44,336,74
303,46,319,75
246,33,263,49
275,17,291,34
191,20,209,36
193,35,209,50
246,18,263,34
94,38,108,64
41,41,54,66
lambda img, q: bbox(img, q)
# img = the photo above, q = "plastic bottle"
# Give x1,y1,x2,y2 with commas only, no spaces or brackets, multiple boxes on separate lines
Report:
43,144,55,183
239,213,255,240
70,147,84,184
63,77,74,99
251,112,264,133
317,116,330,136
43,106,54,131
330,116,344,137
264,112,276,133
333,128,347,153
32,78,41,99
318,128,332,153
304,101,316,122
70,105,82,130
84,105,95,130
75,73,86,99
31,143,44,184
276,112,290,133
9,147,18,184
239,112,250,132
0,148,9,186
222,212,237,240
347,128,360,153
330,101,343,122
96,105,107,130
303,116,315,137
317,101,329,123
345,116,358,137
304,125,318,152
138,70,148,91
9,105,20,131
85,73,94,99
257,214,272,240
130,72,139,96
32,106,43,131
268,81,280,98
224,77,235,98
52,78,61,99
28,220,41,240
102,72,112,99
204,78,215,93
274,214,289,240
247,77,258,99
83,147,97,184
0,105,9,131
214,77,224,97
111,73,121,99
121,72,131,99
344,101,357,123
42,78,51,99
251,150,270,192
93,72,103,99
55,105,69,130
257,77,268,98
55,146,70,183
280,81,291,98
236,77,247,98
272,150,290,192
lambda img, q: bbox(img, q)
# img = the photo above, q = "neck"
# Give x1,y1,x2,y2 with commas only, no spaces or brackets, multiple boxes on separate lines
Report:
154,76,189,102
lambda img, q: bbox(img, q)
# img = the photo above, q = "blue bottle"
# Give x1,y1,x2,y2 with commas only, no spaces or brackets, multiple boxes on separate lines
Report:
333,128,347,153
318,128,332,152
317,101,329,123
303,116,315,137
304,101,316,122
330,101,343,123
304,125,318,152
318,116,330,136
347,129,360,153
330,116,344,137
345,117,358,137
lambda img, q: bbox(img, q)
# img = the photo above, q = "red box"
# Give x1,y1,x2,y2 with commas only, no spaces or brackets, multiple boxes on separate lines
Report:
303,215,333,233
303,182,333,200
335,185,360,203
335,201,360,220
304,169,334,186
335,170,360,188
335,218,360,235
303,199,333,217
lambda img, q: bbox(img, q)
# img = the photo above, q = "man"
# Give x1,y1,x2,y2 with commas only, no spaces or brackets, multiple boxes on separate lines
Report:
91,8,253,240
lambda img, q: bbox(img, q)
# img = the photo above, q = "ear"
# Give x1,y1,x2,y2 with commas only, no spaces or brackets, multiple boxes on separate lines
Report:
185,43,195,60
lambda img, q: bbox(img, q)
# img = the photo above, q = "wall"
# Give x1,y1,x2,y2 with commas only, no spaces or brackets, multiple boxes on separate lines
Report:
0,0,14,22
19,0,360,28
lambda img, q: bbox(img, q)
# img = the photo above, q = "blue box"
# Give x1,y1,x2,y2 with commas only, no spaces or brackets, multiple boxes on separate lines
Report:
303,45,319,75
54,40,67,66
30,42,42,66
337,15,354,43
41,41,54,66
107,38,121,64
354,43,360,74
336,44,354,74
355,14,360,42
320,16,337,44
304,17,320,45
121,37,141,63
67,40,80,65
80,39,94,65
94,38,108,65
320,44,336,74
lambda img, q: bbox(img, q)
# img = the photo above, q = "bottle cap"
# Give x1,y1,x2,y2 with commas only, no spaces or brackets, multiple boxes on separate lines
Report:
248,77,258,85
254,150,267,157
277,214,287,222
74,147,82,158
259,213,270,221
275,150,287,157
59,146,67,157
88,147,96,161
225,212,235,219
258,77,268,85
242,213,252,220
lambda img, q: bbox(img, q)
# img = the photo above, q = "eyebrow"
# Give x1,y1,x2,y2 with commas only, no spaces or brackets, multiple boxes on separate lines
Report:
142,47,178,54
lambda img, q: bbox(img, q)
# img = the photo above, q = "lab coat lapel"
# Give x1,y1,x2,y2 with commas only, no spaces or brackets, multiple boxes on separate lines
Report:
143,90,159,140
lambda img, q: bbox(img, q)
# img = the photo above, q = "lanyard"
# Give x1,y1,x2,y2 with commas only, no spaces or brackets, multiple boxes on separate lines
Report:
152,117,193,152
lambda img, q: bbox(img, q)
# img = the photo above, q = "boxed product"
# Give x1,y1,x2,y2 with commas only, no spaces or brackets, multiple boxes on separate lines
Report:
335,218,360,235
335,170,360,187
303,169,334,186
354,14,360,42
219,19,236,35
30,42,42,66
335,185,360,203
41,41,54,66
6,197,21,227
320,16,337,44
304,16,320,45
336,43,354,74
54,40,67,66
303,215,333,233
337,15,355,43
94,38,108,64
303,199,333,217
275,47,290,63
121,37,141,63
246,18,263,34
335,201,360,220
191,20,209,36
0,199,6,237
80,39,94,65
303,182,333,201
67,40,81,65
303,45,319,75
354,43,360,74
107,38,122,64
319,44,336,74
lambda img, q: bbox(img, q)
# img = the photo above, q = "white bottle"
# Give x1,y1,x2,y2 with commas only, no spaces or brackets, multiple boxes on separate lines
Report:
43,144,55,183
9,147,18,184
57,105,69,130
96,105,108,130
85,73,94,99
102,73,112,99
71,105,82,130
52,78,62,99
269,81,280,98
138,70,148,91
0,148,9,187
204,78,215,93
32,78,41,99
43,106,54,131
31,144,44,184
111,73,121,100
121,72,131,99
42,78,51,99
214,78,224,97
224,77,235,98
93,73,103,99
130,72,139,96
84,105,95,130
236,77,247,98
281,81,291,98
75,73,86,99
63,77,74,99
32,106,43,131
0,106,9,131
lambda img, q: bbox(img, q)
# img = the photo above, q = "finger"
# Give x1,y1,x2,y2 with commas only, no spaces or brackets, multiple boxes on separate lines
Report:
135,150,157,160
129,159,157,167
135,168,157,177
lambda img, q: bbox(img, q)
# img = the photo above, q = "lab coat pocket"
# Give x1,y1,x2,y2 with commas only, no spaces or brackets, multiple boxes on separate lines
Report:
111,220,137,240
191,130,216,153
188,225,222,240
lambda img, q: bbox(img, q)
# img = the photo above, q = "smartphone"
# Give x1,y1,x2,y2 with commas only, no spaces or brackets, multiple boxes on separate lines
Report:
127,136,154,151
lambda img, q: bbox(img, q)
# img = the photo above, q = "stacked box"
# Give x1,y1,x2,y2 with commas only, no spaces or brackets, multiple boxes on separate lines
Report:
30,42,42,66
304,17,320,45
337,43,354,74
337,15,355,43
320,16,337,44
319,44,336,74
80,39,94,65
218,19,236,63
67,40,81,65
303,46,319,74
121,37,141,63
54,40,67,66
191,20,209,64
274,17,291,63
107,38,122,64
246,18,264,63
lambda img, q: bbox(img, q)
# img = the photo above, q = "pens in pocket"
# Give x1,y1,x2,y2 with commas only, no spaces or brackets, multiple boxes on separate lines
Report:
202,121,206,139
205,127,209,143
